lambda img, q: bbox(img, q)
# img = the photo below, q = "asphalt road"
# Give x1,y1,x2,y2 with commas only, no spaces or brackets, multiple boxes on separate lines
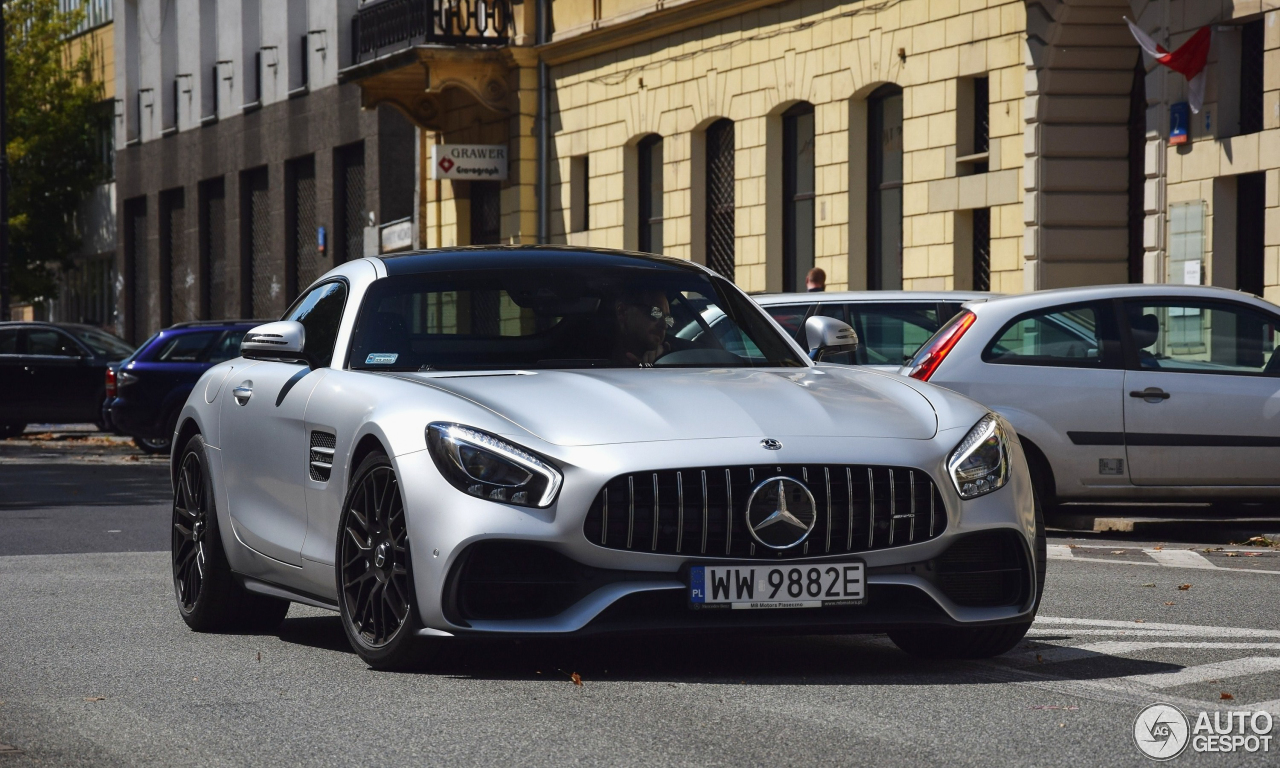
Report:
2,435,1279,767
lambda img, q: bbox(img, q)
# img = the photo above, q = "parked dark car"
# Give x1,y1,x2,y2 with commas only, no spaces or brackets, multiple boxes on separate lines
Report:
0,321,136,438
107,321,258,453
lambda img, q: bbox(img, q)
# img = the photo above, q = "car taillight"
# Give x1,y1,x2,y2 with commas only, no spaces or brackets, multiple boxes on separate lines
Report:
104,368,117,398
905,310,976,381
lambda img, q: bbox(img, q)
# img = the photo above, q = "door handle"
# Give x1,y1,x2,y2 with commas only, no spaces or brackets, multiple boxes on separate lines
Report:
232,384,253,406
1129,387,1170,401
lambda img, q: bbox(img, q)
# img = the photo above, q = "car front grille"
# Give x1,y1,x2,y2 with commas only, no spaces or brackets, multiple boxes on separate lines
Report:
935,530,1028,607
582,464,947,560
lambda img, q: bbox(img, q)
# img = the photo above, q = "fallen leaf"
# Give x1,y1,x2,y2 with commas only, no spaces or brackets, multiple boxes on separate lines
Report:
256,652,261,662
1036,654,1044,663
1153,545,1164,551
1141,583,1156,588
1058,723,1065,728
1110,550,1126,555
1226,552,1240,558
84,697,105,702
1164,602,1175,606
1135,619,1145,623
571,672,583,686
1067,544,1079,549
1244,553,1260,558
1178,584,1192,591
1221,692,1234,701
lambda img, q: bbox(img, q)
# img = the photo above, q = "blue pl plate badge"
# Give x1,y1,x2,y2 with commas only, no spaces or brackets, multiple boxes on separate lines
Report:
689,566,706,603
366,353,399,365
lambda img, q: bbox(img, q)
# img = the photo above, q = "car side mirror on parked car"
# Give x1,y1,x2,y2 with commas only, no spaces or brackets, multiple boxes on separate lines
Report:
240,321,315,368
804,315,859,362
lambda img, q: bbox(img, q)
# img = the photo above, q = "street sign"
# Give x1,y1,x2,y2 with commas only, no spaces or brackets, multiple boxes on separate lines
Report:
429,144,508,181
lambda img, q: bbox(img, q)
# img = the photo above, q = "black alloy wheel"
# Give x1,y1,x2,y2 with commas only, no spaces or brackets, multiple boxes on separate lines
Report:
136,434,173,454
338,452,421,668
171,433,289,632
172,449,209,613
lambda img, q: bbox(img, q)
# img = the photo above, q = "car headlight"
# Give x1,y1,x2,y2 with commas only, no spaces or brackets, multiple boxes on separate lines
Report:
947,414,1010,499
426,423,562,508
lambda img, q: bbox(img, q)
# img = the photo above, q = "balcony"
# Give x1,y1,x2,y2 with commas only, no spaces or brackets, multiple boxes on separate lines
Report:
353,0,513,63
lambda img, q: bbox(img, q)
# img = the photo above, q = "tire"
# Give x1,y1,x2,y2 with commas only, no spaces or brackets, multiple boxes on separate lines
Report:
0,423,27,439
336,451,424,670
135,434,173,454
889,497,1047,660
172,433,290,633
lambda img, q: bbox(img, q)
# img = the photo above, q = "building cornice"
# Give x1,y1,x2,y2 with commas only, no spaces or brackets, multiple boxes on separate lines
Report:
538,0,789,67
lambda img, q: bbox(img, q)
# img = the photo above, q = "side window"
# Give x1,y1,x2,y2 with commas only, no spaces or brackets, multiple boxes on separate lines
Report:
984,303,1110,367
154,332,220,362
26,329,82,357
763,304,812,340
287,282,348,366
848,303,942,366
205,331,248,364
1123,301,1279,375
0,328,18,354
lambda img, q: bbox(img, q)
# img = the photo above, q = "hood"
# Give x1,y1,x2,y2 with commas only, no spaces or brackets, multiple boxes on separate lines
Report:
401,367,937,446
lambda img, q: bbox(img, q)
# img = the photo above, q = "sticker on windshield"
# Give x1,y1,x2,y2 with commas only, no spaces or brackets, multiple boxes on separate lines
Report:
365,353,399,365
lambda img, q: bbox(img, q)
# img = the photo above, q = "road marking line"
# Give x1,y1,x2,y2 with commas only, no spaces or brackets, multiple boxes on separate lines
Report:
1028,628,1280,638
1035,616,1280,637
1123,656,1280,689
1049,555,1280,574
1249,699,1280,715
1146,548,1217,569
1047,544,1074,559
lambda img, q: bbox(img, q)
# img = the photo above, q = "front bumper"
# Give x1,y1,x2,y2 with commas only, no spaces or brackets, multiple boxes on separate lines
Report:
393,434,1039,637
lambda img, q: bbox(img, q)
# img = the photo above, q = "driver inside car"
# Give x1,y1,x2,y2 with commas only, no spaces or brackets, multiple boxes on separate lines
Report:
611,290,674,367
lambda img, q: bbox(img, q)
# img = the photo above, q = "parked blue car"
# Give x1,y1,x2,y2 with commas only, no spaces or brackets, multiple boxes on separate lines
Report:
107,321,258,453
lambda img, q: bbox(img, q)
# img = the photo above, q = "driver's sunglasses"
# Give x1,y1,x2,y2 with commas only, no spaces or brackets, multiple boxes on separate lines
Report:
631,304,675,328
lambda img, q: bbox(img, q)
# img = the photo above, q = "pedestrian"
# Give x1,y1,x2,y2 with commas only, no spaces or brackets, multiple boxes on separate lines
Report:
806,267,826,292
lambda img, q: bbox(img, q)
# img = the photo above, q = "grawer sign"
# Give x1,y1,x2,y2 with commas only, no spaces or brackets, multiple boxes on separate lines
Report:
430,144,508,180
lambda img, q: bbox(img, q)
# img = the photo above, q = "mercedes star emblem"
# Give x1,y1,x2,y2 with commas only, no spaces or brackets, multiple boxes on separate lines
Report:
760,438,783,450
744,476,817,549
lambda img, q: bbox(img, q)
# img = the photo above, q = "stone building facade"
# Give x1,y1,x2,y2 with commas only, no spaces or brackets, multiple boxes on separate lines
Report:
111,0,417,341
346,0,1279,306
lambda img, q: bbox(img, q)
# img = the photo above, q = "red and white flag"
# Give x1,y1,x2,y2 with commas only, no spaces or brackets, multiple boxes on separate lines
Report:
1126,19,1211,113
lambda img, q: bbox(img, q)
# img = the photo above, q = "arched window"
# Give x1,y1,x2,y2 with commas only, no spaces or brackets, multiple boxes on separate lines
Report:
782,103,815,292
637,135,664,254
868,85,903,290
705,119,735,280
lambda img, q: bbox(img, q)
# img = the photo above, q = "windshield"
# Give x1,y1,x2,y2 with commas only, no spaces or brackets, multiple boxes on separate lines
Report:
348,267,805,371
67,326,136,360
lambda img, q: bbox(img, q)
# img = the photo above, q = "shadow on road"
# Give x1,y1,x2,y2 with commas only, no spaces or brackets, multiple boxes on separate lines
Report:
273,613,1180,685
0,463,170,509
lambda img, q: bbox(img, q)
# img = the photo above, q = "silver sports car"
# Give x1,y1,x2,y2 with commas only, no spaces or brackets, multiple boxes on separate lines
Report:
170,247,1044,669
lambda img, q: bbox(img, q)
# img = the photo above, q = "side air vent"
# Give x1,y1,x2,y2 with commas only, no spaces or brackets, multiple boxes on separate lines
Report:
309,431,336,482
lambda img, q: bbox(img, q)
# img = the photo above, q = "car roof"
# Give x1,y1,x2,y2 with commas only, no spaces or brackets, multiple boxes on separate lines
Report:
753,290,998,305
375,245,706,276
967,283,1276,315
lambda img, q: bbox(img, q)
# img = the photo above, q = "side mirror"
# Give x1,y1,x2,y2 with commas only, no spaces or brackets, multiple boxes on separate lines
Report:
804,315,859,362
240,321,314,367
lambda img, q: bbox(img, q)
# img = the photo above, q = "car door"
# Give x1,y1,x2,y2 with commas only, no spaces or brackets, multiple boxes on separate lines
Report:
220,282,347,565
936,301,1127,496
0,327,23,423
24,327,94,422
1120,298,1280,486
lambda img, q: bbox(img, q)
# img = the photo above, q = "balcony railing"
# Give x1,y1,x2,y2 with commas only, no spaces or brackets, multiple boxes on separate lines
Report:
353,0,512,62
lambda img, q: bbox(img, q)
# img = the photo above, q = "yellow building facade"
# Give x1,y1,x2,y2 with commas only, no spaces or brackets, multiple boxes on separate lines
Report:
346,0,1279,302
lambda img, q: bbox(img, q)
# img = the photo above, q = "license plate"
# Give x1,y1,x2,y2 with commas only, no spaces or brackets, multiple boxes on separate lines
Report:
689,562,865,609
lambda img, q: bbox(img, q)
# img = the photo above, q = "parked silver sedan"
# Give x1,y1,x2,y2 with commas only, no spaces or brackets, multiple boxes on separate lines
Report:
752,291,995,370
170,247,1043,669
901,284,1280,507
